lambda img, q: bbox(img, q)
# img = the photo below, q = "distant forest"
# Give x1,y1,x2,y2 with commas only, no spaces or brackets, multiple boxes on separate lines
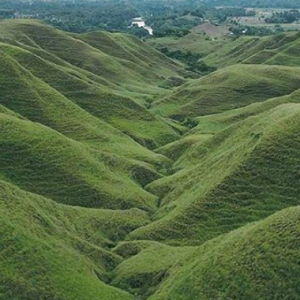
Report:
204,0,300,8
0,0,299,36
0,0,246,34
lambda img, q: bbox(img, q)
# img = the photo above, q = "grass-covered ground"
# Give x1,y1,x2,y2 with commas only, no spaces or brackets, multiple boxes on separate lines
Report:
129,102,300,245
150,206,300,300
2,19,300,300
147,33,226,57
203,31,300,68
0,19,185,149
0,179,146,300
151,64,300,119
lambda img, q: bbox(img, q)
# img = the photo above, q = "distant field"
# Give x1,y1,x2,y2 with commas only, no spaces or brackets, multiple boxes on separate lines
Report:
232,8,300,31
191,23,230,38
148,7,300,63
147,32,227,56
3,17,300,300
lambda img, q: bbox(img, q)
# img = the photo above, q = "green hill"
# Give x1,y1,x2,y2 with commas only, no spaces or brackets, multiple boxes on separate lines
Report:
191,87,300,136
0,113,162,210
151,64,300,120
0,19,183,148
0,19,181,93
203,31,300,68
1,18,300,300
129,103,300,245
0,49,166,163
0,179,151,300
111,241,194,298
150,206,300,300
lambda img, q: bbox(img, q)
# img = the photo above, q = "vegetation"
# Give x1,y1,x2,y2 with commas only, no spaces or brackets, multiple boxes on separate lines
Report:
159,47,216,75
150,206,300,300
0,179,142,300
151,64,300,120
266,9,300,24
204,0,300,8
202,31,300,68
0,0,137,33
0,0,204,36
129,102,300,246
1,6,300,300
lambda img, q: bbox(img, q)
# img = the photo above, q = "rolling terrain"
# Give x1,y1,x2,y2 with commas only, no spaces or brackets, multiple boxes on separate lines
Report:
151,63,300,119
1,19,300,300
203,31,300,68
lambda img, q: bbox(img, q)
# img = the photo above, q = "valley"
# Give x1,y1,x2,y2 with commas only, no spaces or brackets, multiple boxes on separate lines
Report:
1,1,300,299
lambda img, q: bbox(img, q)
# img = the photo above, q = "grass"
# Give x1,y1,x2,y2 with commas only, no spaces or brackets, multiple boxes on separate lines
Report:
0,112,162,210
0,47,169,164
203,31,300,68
0,19,182,149
147,33,226,57
111,241,193,299
0,179,144,300
2,19,300,300
151,64,300,119
150,206,300,300
191,87,300,135
155,134,213,162
129,103,300,245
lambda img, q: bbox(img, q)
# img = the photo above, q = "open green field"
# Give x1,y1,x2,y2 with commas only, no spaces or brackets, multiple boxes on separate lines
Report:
147,33,226,56
1,19,300,300
231,8,300,30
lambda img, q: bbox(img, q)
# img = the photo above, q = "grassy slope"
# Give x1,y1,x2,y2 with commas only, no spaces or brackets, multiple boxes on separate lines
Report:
191,88,300,136
150,206,300,300
0,47,170,165
151,64,300,119
129,103,300,245
2,19,300,300
147,33,226,57
0,112,161,211
203,31,300,68
0,20,179,92
111,242,193,298
0,179,154,300
0,19,182,148
107,206,300,300
74,31,180,84
155,134,212,162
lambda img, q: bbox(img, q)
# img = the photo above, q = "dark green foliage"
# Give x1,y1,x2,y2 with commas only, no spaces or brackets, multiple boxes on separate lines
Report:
159,47,216,75
0,0,137,33
0,9,15,19
229,24,275,36
204,0,300,8
266,9,300,23
0,0,204,36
